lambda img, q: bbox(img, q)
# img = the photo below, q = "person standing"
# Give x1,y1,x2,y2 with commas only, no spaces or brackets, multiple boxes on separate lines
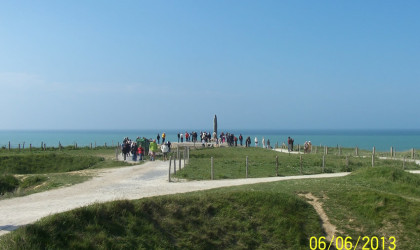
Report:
287,137,291,152
180,133,184,143
267,139,271,149
157,133,160,144
254,137,258,147
239,134,243,146
149,139,158,161
177,133,180,143
131,142,138,161
161,143,169,161
162,132,166,144
137,145,144,161
262,137,265,149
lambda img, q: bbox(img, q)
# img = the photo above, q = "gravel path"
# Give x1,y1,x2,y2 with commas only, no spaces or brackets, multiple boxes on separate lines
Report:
0,160,351,236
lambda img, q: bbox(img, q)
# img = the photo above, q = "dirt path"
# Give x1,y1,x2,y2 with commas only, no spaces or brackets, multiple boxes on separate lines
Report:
0,160,351,236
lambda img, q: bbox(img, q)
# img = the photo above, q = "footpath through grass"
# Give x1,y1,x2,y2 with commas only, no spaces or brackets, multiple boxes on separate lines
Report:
175,147,419,180
0,147,130,198
1,167,419,249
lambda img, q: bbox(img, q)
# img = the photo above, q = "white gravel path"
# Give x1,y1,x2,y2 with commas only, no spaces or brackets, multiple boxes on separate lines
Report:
0,160,351,236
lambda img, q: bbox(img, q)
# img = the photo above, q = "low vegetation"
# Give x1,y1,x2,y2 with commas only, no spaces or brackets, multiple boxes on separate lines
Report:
1,167,419,249
175,147,419,180
0,147,131,199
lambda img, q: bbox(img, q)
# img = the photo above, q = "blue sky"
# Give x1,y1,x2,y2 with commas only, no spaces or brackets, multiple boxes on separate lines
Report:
1,1,419,130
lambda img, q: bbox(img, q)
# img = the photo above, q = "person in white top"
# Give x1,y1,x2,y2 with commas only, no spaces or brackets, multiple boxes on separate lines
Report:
161,143,169,161
254,137,258,147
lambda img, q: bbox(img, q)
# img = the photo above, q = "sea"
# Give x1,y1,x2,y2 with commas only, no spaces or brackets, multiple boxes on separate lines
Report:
1,129,420,152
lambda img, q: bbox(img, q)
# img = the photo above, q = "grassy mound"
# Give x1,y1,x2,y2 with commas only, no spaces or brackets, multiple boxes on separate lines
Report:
0,191,323,249
347,166,420,197
0,153,104,174
0,175,19,195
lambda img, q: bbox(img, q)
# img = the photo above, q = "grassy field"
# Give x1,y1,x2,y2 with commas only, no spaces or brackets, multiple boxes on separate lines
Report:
1,166,419,249
175,147,419,180
0,147,131,198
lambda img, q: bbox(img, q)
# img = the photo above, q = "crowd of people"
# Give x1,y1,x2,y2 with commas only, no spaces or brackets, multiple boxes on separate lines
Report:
121,136,171,162
121,132,312,162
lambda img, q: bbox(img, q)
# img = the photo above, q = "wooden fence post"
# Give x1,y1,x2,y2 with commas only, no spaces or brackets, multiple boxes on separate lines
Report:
390,147,393,158
173,156,177,174
372,154,375,167
412,148,415,159
372,146,376,156
339,146,341,156
276,156,279,176
246,156,249,178
211,157,214,180
169,156,172,182
179,153,181,171
8,141,10,151
115,147,118,160
355,147,359,156
322,154,325,173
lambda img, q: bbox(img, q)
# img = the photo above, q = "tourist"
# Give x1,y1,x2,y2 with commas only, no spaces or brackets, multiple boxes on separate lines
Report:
137,145,144,161
267,139,271,149
239,134,243,146
162,132,166,144
161,142,169,161
254,137,258,147
131,142,138,161
157,133,160,144
149,139,158,161
262,137,265,149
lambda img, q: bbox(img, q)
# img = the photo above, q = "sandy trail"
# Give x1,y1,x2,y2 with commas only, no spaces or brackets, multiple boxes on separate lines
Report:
0,160,350,236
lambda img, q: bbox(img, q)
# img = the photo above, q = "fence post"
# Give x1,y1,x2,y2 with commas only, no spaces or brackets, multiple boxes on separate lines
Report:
30,144,32,151
246,156,248,178
211,157,214,180
115,147,118,160
322,154,325,173
390,147,393,158
169,156,172,182
173,156,177,174
339,146,341,156
355,147,358,156
372,154,375,167
8,141,10,151
179,153,181,171
276,155,279,176
412,148,415,159
372,146,376,156
91,143,93,149
300,155,303,175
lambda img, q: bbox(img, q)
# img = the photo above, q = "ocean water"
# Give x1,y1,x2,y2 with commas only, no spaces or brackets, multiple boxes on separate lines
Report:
1,129,419,152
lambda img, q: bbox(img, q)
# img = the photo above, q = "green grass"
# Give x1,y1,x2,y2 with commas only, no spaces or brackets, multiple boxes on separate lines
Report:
0,191,323,249
1,166,420,249
0,147,131,199
175,147,419,180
